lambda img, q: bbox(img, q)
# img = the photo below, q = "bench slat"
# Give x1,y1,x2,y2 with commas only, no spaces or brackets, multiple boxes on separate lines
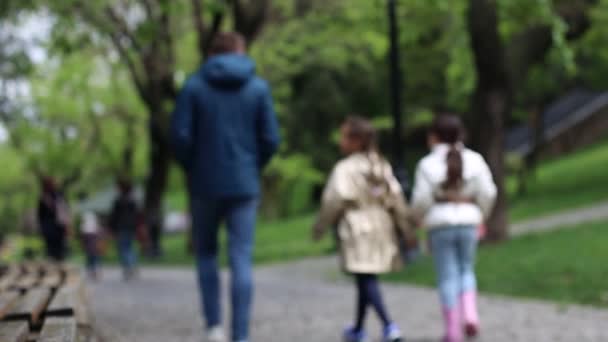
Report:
5,288,52,325
38,317,77,342
63,273,82,288
0,291,21,320
13,274,39,291
21,262,41,276
0,265,21,291
0,321,29,342
46,286,76,317
46,286,89,327
40,271,62,289
61,265,80,279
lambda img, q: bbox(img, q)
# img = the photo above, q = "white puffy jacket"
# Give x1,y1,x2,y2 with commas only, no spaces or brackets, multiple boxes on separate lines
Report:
412,144,497,230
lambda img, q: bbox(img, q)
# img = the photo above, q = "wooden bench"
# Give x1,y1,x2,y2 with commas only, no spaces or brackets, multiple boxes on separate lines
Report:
0,263,93,342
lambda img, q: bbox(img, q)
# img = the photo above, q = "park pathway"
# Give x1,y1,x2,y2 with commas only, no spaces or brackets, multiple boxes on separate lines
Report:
510,200,608,236
90,257,608,342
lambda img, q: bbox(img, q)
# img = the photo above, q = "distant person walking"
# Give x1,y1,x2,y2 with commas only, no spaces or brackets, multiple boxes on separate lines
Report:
80,208,102,280
411,114,497,342
38,176,70,261
171,32,280,342
109,180,139,281
313,117,412,342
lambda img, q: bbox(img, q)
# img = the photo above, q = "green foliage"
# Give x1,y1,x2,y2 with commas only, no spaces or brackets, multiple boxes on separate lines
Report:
575,0,608,89
0,146,34,232
262,154,324,218
0,0,604,228
25,48,148,189
253,0,473,174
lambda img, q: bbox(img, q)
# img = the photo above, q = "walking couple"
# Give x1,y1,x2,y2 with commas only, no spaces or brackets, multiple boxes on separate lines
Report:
172,31,496,342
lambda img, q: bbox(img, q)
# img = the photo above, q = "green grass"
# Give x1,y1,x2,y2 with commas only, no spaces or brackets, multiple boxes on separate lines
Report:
386,220,608,307
68,214,334,267
508,140,608,221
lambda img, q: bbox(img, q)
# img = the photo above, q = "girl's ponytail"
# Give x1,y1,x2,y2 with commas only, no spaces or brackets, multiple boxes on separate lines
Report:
430,114,465,190
445,145,463,189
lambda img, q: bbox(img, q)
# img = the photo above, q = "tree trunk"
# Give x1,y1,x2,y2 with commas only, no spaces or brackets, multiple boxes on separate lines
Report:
472,89,511,240
468,0,512,240
121,117,136,179
143,107,172,256
518,109,544,196
528,109,544,175
295,0,313,16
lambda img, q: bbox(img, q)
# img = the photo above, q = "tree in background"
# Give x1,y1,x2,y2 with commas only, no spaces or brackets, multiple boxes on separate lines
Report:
1,0,606,235
46,0,271,245
0,1,38,232
467,0,595,240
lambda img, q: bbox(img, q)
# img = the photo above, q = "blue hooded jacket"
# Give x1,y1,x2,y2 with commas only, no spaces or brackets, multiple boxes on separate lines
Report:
171,54,280,198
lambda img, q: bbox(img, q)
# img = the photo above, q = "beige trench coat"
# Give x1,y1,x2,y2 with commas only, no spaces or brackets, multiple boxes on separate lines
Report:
314,153,413,274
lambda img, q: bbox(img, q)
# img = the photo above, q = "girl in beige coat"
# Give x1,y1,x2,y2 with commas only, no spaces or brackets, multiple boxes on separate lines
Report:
313,117,412,342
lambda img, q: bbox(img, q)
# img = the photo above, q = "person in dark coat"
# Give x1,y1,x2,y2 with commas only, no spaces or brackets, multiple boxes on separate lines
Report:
38,176,69,261
109,180,139,280
172,32,280,342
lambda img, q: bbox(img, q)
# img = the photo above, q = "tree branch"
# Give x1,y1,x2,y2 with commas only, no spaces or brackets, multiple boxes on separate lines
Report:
191,0,207,57
61,168,83,192
159,1,174,68
104,6,143,53
467,0,509,88
72,1,149,103
140,0,155,19
506,0,594,88
108,30,149,102
506,26,553,87
231,0,270,44
203,11,224,58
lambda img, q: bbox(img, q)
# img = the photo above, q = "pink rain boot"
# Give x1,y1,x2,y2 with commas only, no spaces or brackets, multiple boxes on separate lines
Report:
461,291,480,338
442,307,463,342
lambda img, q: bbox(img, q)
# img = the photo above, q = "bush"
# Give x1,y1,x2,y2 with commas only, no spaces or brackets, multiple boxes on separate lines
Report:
261,154,324,219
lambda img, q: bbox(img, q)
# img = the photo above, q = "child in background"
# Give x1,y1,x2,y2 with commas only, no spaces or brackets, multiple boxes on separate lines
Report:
313,116,413,342
80,210,102,280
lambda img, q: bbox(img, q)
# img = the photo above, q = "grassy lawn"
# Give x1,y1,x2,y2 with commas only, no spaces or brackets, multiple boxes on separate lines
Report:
386,220,608,307
508,140,608,222
65,214,334,267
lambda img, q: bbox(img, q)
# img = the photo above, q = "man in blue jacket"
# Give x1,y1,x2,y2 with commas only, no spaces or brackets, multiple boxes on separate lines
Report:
172,32,280,342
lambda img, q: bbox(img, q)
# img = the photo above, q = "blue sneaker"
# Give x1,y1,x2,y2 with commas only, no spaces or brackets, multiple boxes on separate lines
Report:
383,323,403,342
343,326,367,342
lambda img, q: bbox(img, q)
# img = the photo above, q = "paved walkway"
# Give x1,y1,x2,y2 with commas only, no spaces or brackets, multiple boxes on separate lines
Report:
90,257,608,342
511,201,608,236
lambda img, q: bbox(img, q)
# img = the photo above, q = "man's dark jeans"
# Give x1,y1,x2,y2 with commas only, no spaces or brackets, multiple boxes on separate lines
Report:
192,196,258,341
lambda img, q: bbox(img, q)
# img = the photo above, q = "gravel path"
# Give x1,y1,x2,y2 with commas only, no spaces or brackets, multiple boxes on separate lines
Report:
511,201,608,236
90,257,608,342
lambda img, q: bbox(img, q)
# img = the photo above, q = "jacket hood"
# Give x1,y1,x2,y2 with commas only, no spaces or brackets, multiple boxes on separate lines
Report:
201,54,255,88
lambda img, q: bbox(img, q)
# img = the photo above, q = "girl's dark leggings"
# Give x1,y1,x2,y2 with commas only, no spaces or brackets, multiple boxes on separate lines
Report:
354,273,392,331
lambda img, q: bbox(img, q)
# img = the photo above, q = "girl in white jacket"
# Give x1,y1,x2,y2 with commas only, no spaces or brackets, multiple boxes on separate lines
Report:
412,114,497,342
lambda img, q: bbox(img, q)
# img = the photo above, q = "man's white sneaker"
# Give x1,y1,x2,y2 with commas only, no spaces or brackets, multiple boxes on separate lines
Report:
207,326,226,342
